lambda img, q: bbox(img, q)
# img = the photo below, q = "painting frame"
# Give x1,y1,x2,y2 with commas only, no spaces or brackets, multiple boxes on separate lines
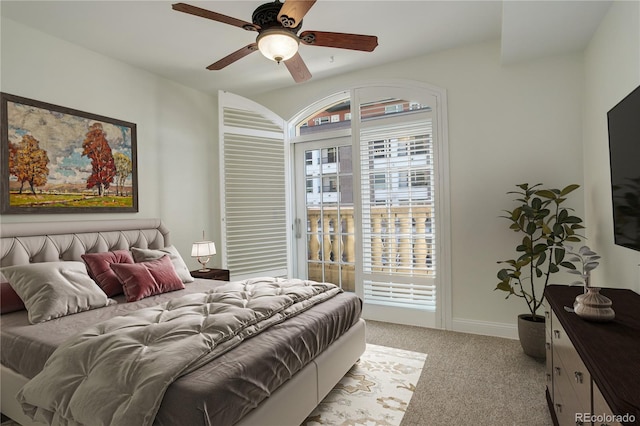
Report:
1,93,138,214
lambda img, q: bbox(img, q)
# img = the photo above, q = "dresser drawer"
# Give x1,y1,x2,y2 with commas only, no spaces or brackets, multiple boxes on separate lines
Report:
551,314,590,403
592,383,624,426
553,352,590,425
543,298,553,399
544,298,552,338
551,311,591,425
545,335,553,398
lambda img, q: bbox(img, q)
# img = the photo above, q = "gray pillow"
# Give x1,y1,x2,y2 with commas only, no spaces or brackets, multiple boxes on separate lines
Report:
1,262,115,324
130,245,194,283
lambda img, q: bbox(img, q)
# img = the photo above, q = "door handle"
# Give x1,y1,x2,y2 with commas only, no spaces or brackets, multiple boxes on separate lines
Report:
295,218,302,239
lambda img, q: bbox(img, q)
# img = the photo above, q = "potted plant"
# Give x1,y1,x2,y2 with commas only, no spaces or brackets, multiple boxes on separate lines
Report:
564,245,614,322
496,183,584,358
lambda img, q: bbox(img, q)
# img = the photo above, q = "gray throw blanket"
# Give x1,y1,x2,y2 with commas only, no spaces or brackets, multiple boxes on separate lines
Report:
17,277,342,426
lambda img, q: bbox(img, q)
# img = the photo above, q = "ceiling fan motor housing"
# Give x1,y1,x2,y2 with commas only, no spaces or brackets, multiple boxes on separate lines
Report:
252,1,302,33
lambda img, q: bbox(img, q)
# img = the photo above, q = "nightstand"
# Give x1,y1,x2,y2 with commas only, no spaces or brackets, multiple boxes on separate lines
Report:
190,268,230,281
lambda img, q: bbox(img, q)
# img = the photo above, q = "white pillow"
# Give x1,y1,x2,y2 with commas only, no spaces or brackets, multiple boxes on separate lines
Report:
130,245,195,283
1,262,115,324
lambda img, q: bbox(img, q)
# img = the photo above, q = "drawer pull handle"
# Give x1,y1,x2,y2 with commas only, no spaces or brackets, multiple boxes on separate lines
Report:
553,330,561,338
574,371,584,384
555,403,562,413
545,310,550,319
546,373,551,382
554,367,561,376
546,342,551,350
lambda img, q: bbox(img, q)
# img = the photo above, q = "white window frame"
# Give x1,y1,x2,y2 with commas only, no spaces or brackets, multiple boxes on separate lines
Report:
287,82,451,330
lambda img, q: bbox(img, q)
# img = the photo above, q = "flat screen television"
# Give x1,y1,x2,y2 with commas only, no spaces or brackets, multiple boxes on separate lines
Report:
607,84,640,252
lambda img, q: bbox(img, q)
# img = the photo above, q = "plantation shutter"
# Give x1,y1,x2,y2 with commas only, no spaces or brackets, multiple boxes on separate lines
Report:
359,118,437,311
219,92,289,279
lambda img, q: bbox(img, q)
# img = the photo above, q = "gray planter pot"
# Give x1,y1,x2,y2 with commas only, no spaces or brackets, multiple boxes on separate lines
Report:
517,314,546,359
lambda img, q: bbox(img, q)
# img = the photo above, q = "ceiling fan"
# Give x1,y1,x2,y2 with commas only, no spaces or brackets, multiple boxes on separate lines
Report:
172,1,379,83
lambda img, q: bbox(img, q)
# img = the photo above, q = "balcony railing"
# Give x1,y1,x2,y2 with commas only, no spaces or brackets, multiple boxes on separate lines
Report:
306,206,434,292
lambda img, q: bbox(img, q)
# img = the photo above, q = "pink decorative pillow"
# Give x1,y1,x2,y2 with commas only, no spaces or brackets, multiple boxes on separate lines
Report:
1,281,26,314
82,250,134,297
110,255,184,302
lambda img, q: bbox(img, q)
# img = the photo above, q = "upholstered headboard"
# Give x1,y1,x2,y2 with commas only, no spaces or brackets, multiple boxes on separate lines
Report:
0,219,170,268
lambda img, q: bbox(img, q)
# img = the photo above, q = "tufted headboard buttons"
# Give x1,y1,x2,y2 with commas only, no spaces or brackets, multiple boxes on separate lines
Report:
0,219,170,268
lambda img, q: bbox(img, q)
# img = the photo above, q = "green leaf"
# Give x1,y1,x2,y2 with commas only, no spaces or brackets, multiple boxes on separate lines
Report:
495,281,513,292
533,243,547,254
532,197,542,210
511,207,522,221
564,216,583,224
554,247,566,264
549,263,560,273
560,184,580,196
536,251,547,266
497,269,510,280
560,261,576,270
536,189,556,199
558,209,568,222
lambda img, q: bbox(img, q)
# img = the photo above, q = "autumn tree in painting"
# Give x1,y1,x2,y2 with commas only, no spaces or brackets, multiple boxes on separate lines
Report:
113,152,133,196
82,123,116,196
9,135,50,195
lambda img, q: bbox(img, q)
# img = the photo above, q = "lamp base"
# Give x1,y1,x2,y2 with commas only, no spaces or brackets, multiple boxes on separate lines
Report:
196,256,211,273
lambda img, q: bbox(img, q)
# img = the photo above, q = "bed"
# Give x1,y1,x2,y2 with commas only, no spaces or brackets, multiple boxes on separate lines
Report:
0,218,366,426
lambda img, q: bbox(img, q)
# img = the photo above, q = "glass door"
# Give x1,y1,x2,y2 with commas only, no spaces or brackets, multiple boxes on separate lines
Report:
294,138,356,292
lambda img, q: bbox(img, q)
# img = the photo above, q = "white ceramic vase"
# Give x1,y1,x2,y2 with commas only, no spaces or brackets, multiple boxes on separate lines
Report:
574,287,615,322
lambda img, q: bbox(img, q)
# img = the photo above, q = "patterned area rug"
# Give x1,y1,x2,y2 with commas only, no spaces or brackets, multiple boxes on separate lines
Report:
302,344,427,426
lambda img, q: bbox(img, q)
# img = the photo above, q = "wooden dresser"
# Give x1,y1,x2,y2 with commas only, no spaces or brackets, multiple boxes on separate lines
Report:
544,285,640,426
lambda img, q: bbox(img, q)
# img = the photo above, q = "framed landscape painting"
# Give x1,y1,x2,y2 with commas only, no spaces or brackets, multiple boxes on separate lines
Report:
0,93,138,214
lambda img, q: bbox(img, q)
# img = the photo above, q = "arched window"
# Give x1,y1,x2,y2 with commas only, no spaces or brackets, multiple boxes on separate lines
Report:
289,82,450,328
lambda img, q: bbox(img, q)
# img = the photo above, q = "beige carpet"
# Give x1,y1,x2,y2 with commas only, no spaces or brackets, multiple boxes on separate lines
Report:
364,320,554,426
303,344,427,426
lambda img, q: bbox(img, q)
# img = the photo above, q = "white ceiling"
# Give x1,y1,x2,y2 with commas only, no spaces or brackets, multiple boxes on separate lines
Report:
0,0,612,97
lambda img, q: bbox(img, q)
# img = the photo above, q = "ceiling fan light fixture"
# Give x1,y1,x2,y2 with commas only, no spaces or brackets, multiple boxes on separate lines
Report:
257,28,299,63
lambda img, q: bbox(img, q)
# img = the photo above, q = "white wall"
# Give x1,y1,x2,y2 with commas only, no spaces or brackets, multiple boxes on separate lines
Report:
0,18,220,270
583,0,640,292
3,2,637,337
253,40,586,337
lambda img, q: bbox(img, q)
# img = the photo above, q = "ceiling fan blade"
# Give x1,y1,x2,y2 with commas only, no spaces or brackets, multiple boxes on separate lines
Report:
172,3,259,31
206,44,258,70
299,31,378,52
284,52,312,83
278,0,317,28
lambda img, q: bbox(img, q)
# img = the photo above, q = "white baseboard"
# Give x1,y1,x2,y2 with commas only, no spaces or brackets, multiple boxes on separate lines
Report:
451,318,518,340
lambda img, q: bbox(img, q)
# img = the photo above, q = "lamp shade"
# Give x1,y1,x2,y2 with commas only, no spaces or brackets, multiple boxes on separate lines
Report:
191,241,216,258
257,29,299,63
